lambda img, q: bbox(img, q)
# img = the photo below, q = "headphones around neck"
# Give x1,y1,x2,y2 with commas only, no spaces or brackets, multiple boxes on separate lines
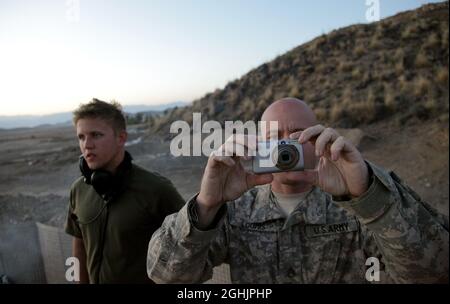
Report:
79,151,132,202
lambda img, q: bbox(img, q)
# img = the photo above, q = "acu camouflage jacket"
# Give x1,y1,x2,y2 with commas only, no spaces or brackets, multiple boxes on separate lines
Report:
147,162,449,283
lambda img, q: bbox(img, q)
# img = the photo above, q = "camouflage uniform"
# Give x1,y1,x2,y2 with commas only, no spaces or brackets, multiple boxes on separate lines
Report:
147,162,449,283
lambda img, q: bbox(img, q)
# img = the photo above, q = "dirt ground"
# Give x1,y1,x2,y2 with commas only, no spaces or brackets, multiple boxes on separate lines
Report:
0,119,448,283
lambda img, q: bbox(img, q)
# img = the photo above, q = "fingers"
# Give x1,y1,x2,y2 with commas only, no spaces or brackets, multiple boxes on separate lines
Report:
225,134,257,149
297,125,344,159
216,142,252,160
246,173,273,188
297,124,326,144
225,134,257,151
289,131,302,140
210,152,236,167
215,134,257,158
315,128,340,157
330,136,346,161
208,134,259,169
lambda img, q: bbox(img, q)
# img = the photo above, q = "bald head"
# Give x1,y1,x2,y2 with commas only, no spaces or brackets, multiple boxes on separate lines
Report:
261,98,317,139
259,98,318,190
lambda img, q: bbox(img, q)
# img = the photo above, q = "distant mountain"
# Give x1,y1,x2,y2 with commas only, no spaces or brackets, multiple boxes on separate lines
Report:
0,101,188,129
0,112,73,129
149,1,449,135
124,101,188,113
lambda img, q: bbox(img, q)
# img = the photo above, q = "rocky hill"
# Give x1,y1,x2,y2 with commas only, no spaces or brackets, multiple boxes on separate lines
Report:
148,1,449,136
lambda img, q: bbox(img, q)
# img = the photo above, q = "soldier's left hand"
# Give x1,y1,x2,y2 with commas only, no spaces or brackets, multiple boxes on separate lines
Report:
290,125,370,198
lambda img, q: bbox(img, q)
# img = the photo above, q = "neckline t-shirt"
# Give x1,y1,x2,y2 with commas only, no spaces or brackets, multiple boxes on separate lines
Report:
272,189,312,216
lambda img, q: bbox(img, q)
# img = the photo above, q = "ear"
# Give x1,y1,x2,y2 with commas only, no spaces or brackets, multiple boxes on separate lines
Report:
117,130,128,146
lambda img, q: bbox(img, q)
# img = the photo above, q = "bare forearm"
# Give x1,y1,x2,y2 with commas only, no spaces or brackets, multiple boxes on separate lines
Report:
195,194,223,230
72,238,89,284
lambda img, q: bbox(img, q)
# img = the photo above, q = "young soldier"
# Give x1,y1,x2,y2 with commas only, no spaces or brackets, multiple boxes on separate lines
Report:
65,98,184,283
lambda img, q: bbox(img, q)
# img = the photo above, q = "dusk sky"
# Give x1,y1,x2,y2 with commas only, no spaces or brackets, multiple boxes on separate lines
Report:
0,0,441,115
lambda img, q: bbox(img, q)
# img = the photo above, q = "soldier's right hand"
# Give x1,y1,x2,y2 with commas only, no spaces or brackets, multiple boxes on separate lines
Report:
196,134,273,229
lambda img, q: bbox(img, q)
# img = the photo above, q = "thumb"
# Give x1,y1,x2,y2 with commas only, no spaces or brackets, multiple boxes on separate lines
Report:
246,173,273,189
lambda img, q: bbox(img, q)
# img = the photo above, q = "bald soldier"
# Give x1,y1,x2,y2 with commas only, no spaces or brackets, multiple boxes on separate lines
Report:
147,98,449,283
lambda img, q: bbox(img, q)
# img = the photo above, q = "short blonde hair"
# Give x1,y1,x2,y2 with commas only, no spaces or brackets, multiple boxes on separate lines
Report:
73,98,126,133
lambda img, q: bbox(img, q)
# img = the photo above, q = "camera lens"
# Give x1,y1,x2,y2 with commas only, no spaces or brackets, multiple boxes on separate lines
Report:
281,151,290,162
274,145,299,170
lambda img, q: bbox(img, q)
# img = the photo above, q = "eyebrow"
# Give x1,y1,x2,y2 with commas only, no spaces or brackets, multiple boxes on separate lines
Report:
265,127,306,134
77,130,104,136
288,127,305,133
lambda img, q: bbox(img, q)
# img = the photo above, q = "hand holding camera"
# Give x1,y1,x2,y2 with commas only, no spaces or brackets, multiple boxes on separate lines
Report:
290,125,370,198
196,134,273,229
196,125,370,228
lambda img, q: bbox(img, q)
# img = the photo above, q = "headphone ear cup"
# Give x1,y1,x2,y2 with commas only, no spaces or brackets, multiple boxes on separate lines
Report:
91,170,113,200
79,155,93,184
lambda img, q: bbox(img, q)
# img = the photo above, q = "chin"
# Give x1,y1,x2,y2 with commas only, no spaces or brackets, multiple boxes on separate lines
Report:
86,161,102,171
273,171,308,185
273,171,313,186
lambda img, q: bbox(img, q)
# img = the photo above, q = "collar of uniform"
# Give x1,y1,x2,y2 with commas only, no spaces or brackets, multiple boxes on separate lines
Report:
283,187,328,229
248,184,328,226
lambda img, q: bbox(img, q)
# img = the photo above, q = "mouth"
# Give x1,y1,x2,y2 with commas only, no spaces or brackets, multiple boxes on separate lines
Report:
85,153,96,161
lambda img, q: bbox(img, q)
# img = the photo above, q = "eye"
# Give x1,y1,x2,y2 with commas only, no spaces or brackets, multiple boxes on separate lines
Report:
78,134,85,141
266,131,279,140
93,132,103,138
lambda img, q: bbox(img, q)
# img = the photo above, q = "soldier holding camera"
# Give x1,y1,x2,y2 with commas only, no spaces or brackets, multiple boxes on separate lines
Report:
147,98,448,283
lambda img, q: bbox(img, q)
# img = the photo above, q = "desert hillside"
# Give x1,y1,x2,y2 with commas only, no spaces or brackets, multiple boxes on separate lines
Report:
149,1,448,135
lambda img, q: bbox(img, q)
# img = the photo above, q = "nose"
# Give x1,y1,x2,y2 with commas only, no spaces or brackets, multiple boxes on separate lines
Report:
83,136,95,150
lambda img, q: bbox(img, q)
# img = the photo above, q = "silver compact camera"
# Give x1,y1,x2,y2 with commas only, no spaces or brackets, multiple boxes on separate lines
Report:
252,139,305,174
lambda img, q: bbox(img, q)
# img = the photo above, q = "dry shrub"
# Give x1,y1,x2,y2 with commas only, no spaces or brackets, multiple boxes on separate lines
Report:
415,51,429,68
413,76,431,97
423,32,441,50
289,85,301,98
393,49,405,75
424,95,438,112
436,67,449,86
330,102,345,122
369,35,382,48
441,25,449,49
314,108,328,122
383,83,397,111
402,23,419,39
395,61,405,76
354,44,366,57
352,67,363,79
338,61,353,73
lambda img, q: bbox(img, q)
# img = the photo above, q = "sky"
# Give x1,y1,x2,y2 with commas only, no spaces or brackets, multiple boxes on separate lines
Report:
0,0,442,116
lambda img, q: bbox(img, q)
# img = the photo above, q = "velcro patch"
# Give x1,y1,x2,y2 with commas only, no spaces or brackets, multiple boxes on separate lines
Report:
305,220,358,238
239,221,282,232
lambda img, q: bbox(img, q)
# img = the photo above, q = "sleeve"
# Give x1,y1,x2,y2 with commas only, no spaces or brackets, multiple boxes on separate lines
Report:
147,195,229,283
334,161,449,283
64,187,83,238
